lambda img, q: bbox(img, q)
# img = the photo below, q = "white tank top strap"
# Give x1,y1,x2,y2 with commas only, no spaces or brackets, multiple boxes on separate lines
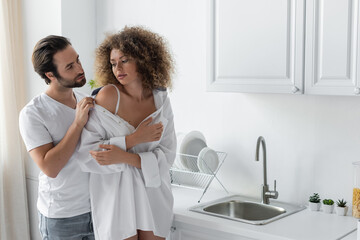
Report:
109,84,120,115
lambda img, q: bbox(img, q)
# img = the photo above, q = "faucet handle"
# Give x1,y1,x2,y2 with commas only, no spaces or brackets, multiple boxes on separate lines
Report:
272,180,279,199
274,180,276,191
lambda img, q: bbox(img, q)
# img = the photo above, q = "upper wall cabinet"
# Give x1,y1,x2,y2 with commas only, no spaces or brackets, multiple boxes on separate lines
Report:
305,0,360,95
206,0,305,94
207,0,360,96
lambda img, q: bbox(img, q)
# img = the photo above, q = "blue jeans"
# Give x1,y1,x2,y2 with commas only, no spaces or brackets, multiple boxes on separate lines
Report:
38,211,95,240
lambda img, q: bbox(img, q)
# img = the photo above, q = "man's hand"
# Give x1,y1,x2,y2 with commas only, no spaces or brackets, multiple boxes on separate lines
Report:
74,97,94,128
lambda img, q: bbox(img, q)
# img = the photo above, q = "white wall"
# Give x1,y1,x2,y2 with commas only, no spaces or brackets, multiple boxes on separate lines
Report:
94,0,358,205
61,0,96,95
22,0,95,105
22,0,61,106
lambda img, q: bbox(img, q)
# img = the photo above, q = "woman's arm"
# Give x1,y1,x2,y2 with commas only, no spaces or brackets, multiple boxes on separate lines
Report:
85,93,176,186
95,85,163,150
76,86,165,173
88,115,165,169
137,95,177,187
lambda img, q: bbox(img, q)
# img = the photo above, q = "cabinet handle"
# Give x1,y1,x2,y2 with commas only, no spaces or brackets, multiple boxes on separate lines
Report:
292,86,299,93
355,87,360,95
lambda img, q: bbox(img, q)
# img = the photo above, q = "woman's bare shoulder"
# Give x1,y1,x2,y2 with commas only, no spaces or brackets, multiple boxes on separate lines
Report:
94,84,119,114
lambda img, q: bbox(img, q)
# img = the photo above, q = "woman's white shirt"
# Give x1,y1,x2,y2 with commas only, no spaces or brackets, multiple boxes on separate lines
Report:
76,89,176,239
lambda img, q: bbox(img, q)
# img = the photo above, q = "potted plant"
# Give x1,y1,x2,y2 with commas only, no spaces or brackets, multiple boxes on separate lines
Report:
309,193,321,211
88,79,99,89
335,199,348,216
322,199,334,213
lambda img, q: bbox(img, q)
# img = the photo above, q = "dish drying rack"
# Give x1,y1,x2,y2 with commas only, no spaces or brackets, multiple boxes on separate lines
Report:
170,151,228,203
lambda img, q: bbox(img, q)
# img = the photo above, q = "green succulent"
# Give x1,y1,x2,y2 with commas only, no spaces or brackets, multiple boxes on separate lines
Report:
336,199,347,207
322,199,334,205
309,193,321,203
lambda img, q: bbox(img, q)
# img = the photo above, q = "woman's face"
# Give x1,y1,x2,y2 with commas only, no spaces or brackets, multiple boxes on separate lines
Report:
110,49,140,86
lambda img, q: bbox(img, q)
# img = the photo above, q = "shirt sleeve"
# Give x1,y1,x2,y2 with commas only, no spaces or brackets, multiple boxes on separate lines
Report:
76,108,126,174
19,107,53,151
109,136,126,150
138,96,177,188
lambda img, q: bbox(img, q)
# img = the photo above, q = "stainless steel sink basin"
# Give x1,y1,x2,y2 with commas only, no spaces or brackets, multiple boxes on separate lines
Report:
190,195,305,225
203,201,285,220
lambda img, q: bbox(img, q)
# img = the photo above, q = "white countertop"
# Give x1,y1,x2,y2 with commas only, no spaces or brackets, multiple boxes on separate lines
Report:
341,230,357,240
172,186,357,240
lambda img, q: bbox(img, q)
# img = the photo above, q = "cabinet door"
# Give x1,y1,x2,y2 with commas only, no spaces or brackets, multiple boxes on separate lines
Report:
207,0,305,94
170,222,255,240
305,0,360,95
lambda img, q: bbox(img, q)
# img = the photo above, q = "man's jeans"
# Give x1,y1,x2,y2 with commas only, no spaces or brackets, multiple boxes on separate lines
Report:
38,212,95,240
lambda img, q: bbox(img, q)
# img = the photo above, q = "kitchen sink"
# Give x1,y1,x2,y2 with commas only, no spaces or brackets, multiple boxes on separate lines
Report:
189,195,306,225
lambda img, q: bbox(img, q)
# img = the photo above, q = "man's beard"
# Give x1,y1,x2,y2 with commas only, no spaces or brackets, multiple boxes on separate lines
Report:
56,73,86,88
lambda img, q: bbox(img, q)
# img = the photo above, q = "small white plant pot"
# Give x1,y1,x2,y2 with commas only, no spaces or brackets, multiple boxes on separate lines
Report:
322,204,334,214
335,206,348,216
309,202,321,211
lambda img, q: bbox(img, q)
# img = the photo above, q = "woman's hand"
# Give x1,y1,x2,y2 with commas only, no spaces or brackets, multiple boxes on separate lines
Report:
90,144,141,168
126,117,163,149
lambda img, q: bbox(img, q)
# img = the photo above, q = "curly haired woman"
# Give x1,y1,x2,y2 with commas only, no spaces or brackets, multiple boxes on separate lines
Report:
76,26,176,240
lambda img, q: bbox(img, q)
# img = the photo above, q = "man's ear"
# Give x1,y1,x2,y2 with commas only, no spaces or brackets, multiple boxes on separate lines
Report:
45,72,56,82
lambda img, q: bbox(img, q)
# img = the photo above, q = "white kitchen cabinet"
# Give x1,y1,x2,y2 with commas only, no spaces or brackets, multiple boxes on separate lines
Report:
26,178,41,240
304,0,360,95
170,221,254,240
207,0,305,94
207,0,360,96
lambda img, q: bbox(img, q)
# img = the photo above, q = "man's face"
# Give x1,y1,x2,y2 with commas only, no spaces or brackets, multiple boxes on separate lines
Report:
52,45,86,88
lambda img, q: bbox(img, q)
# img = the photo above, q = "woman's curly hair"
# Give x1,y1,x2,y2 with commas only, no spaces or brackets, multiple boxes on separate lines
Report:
94,26,174,90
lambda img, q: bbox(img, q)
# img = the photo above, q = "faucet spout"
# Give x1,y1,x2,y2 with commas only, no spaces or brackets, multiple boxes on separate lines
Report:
255,136,267,186
255,136,278,204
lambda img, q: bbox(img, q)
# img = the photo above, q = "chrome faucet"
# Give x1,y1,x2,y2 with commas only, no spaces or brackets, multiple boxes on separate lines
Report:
255,136,278,204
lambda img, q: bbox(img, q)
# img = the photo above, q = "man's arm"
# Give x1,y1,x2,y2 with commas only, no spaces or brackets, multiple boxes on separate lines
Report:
29,97,94,178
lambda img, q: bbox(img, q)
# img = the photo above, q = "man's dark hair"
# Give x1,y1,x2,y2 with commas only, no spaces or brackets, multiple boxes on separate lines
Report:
32,35,71,84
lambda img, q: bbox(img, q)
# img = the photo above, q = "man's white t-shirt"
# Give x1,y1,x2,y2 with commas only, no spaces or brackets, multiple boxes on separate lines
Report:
19,90,91,218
